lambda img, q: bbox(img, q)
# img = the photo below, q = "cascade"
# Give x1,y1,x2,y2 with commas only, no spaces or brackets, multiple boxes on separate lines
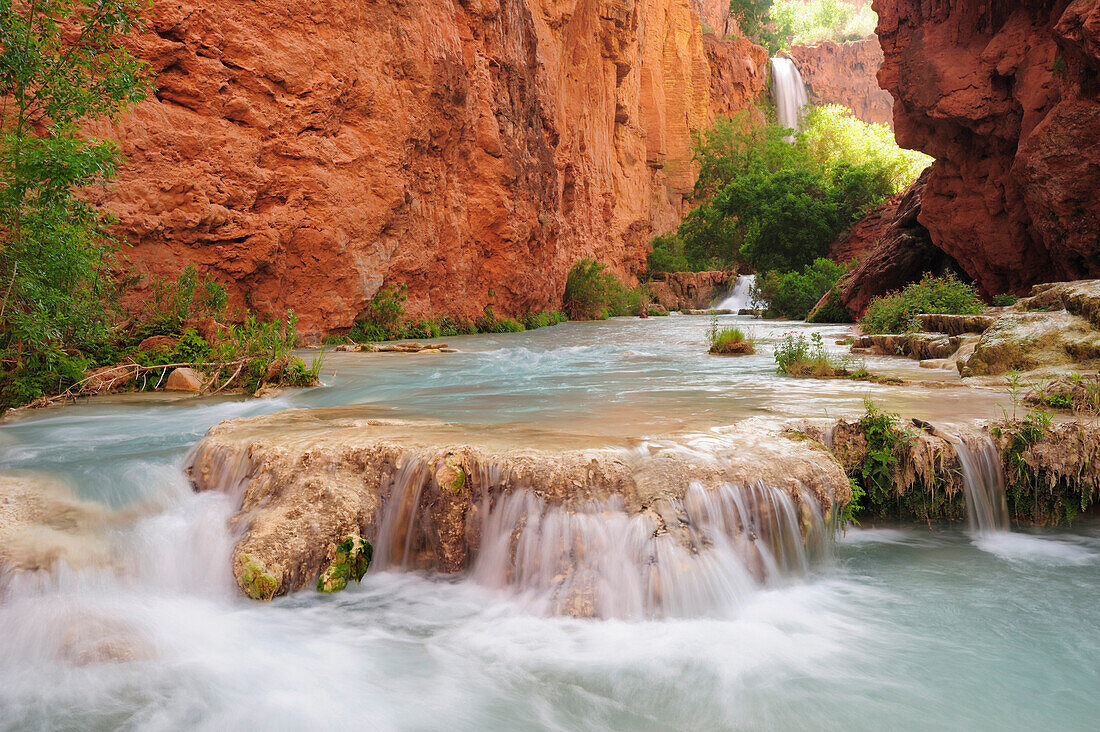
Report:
771,57,808,140
945,434,1009,534
370,449,828,619
716,274,757,311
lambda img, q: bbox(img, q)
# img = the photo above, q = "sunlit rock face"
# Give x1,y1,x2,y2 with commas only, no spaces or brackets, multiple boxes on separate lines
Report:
788,38,894,125
873,0,1100,297
87,0,768,332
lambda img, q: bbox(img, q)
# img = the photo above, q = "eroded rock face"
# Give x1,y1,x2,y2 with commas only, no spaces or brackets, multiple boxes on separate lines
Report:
647,269,734,310
819,169,965,318
788,38,894,125
186,410,849,604
90,0,768,332
873,0,1100,297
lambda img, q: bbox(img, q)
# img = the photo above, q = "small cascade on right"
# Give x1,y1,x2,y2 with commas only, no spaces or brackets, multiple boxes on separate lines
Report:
716,274,756,311
946,434,1009,534
770,57,808,140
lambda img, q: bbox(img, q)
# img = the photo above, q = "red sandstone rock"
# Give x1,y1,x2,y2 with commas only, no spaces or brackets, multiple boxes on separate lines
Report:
815,169,965,318
873,0,1100,297
788,39,894,126
87,0,769,333
648,270,735,310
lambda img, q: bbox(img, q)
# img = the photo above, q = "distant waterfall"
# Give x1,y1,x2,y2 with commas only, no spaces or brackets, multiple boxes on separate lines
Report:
716,274,757,311
946,435,1009,534
771,57,808,140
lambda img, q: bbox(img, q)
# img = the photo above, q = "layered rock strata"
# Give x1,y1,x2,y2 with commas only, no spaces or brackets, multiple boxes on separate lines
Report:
90,0,769,332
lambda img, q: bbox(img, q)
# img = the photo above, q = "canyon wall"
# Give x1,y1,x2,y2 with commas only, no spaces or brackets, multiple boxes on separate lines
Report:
88,0,767,331
873,0,1100,297
788,38,894,126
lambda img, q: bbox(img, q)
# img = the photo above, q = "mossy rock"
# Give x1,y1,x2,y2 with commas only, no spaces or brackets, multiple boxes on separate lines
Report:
316,535,373,593
240,554,278,600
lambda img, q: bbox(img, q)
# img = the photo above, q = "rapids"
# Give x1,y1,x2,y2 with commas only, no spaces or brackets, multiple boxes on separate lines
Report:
1,316,1098,729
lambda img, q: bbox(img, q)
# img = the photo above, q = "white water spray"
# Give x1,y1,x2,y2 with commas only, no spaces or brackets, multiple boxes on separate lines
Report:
716,274,757,312
771,57,808,140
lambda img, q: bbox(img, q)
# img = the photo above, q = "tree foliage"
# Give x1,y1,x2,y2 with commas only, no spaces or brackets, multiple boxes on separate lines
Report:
649,106,930,276
0,0,152,394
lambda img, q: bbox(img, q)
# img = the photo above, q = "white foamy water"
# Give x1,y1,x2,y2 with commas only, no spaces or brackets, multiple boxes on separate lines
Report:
716,274,757,312
771,57,809,139
1,318,1098,729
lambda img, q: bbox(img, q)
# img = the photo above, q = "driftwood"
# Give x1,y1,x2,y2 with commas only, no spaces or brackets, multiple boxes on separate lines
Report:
23,358,251,410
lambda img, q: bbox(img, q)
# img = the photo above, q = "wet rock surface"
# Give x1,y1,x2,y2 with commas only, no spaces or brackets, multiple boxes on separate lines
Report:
187,409,849,600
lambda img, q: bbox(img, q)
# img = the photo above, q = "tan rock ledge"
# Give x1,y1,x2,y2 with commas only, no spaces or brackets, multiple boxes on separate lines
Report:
186,408,850,606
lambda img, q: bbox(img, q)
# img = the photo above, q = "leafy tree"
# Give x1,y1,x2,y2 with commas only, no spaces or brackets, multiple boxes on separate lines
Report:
652,105,929,276
0,0,152,399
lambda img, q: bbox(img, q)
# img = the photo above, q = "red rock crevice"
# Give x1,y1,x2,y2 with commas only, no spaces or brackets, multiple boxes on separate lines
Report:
88,0,769,332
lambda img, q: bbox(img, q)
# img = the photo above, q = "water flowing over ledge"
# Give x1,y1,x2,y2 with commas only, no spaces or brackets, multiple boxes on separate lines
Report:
186,409,849,614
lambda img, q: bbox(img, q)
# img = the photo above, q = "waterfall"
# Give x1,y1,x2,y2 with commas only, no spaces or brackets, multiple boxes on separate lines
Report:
369,451,829,619
771,57,808,140
716,274,757,312
946,435,1009,534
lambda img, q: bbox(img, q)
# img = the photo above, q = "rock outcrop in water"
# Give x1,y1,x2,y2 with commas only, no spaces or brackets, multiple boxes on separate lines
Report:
873,0,1100,297
788,38,894,125
187,410,849,609
89,0,769,332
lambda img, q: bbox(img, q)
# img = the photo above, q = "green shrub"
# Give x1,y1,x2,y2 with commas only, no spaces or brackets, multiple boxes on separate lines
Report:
707,318,755,355
489,318,525,334
563,259,647,319
752,258,849,320
992,294,1019,307
646,233,695,274
774,331,842,376
860,273,984,334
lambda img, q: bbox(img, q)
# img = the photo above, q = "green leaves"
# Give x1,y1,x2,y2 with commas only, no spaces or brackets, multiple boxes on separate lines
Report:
668,105,926,276
0,0,152,407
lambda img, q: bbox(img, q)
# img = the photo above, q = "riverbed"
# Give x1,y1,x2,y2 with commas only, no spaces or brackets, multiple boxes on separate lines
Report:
2,316,1097,730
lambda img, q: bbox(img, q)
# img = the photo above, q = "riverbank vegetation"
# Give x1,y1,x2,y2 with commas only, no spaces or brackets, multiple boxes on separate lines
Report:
344,283,569,342
646,105,930,321
859,273,984,334
562,259,654,320
750,258,849,320
0,1,321,412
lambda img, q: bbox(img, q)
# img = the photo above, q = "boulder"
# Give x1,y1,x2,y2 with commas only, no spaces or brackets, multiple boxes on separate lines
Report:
165,367,204,392
959,310,1100,376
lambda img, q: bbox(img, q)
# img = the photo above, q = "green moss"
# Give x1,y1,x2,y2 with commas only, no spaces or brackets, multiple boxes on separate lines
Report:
317,535,373,593
240,554,278,600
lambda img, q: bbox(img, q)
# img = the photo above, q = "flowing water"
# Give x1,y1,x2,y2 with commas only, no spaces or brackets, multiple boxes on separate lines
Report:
2,317,1098,730
715,274,757,312
771,57,808,139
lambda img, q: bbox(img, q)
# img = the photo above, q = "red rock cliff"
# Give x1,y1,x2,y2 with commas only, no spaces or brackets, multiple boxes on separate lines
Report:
874,0,1100,297
788,38,894,126
88,0,767,331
